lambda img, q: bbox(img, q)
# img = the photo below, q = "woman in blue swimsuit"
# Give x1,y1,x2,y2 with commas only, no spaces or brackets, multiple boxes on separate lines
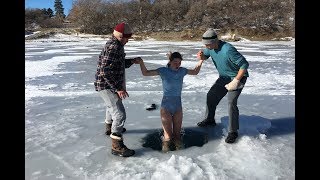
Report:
138,52,204,152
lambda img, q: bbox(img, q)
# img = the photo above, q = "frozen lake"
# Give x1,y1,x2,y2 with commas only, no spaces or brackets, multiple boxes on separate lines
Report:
25,35,295,180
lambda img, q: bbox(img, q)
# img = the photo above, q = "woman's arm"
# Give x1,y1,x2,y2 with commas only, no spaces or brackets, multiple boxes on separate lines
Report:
139,60,159,76
187,59,205,75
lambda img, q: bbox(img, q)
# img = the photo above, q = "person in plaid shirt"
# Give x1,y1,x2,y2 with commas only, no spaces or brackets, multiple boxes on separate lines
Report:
94,22,141,157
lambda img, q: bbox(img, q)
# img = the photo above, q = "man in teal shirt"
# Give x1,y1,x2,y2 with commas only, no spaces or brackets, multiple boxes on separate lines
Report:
197,28,249,143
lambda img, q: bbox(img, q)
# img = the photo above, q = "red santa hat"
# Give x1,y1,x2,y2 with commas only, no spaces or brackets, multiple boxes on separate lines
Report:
113,22,133,38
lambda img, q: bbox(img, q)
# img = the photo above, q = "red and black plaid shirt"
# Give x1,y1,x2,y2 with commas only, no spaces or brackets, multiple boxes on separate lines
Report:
94,36,134,92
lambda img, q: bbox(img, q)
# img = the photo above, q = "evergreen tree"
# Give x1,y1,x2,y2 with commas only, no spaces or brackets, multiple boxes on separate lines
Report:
41,8,49,17
54,0,65,19
41,8,54,18
47,8,54,18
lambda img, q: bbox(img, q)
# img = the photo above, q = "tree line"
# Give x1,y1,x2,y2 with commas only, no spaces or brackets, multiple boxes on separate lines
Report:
25,0,295,38
25,0,66,29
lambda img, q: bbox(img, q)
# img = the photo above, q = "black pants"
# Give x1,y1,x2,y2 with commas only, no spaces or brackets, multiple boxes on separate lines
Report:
205,76,247,132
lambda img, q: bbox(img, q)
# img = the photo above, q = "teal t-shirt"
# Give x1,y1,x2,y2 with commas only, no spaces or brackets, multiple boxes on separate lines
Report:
157,67,188,96
203,41,249,78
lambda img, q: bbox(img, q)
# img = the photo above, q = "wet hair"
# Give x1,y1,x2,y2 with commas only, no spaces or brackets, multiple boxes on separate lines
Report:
167,52,183,67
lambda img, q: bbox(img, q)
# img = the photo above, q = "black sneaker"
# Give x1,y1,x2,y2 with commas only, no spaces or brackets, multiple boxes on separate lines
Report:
197,119,216,127
146,104,157,111
225,132,238,143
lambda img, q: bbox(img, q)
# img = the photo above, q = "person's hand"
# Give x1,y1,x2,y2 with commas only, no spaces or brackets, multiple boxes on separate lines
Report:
117,90,129,99
166,51,172,59
197,50,206,60
225,78,240,91
137,59,143,64
132,57,142,64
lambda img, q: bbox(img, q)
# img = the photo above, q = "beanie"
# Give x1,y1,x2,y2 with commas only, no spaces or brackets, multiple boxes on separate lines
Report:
114,22,133,38
202,28,218,44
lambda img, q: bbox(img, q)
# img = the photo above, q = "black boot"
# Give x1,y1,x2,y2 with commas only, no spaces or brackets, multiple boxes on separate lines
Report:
110,133,135,157
197,119,216,127
225,132,238,143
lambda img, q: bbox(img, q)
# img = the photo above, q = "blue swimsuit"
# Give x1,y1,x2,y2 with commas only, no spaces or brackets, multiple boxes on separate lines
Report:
157,67,188,115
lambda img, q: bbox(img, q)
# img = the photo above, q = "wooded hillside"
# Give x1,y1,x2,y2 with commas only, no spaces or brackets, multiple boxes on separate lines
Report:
25,0,295,41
